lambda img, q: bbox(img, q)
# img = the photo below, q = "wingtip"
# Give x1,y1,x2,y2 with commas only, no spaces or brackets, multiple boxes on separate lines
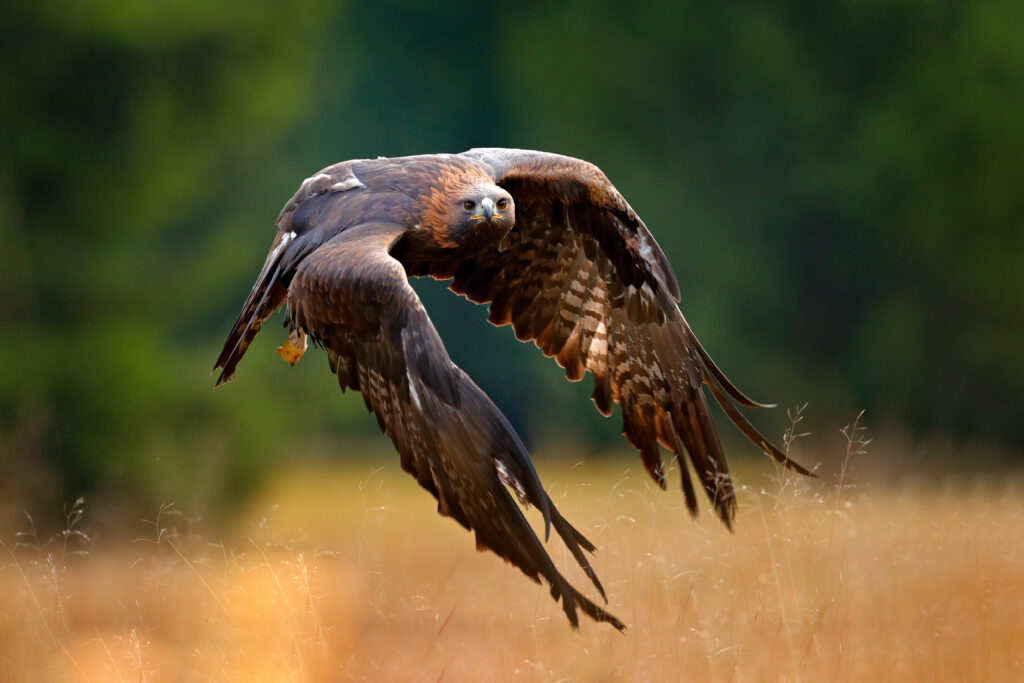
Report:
703,377,815,478
561,584,626,632
716,498,736,532
543,502,552,543
548,504,606,603
764,443,815,477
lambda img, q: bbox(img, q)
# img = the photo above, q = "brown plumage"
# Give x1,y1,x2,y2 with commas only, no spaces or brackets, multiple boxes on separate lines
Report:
214,148,812,630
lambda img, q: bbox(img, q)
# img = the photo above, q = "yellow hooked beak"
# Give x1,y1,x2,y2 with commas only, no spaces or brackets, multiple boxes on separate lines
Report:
472,197,497,222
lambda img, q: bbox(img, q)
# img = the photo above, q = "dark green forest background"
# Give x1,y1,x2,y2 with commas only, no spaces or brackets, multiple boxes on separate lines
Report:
2,1,1022,520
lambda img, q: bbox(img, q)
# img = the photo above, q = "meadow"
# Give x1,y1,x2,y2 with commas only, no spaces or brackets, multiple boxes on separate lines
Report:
2,437,1022,682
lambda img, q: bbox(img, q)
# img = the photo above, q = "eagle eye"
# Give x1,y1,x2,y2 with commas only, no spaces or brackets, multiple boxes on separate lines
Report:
496,198,508,210
463,200,475,211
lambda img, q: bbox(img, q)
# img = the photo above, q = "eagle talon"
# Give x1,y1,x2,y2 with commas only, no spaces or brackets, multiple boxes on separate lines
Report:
276,330,307,366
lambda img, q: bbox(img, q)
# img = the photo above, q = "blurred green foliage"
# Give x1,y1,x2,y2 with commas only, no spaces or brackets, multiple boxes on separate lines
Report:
2,0,1022,518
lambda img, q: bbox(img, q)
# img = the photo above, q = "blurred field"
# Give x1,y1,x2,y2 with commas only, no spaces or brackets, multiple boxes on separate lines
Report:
1,454,1022,682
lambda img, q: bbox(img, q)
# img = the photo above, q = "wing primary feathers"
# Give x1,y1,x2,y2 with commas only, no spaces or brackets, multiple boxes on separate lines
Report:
669,438,701,519
548,504,606,601
703,374,816,477
692,336,776,409
401,309,462,407
671,392,736,529
440,372,552,540
485,488,622,631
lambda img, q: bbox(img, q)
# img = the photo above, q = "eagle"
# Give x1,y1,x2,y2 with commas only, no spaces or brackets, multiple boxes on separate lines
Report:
214,148,811,630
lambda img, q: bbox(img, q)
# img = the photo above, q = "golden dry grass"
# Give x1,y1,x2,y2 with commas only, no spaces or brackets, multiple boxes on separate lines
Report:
2,455,1023,682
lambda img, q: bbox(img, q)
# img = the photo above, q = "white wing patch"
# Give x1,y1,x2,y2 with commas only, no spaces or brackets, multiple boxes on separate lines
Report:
300,169,364,199
301,172,331,188
330,173,365,192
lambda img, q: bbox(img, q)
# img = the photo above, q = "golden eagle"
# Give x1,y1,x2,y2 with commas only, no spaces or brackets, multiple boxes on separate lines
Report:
214,148,811,630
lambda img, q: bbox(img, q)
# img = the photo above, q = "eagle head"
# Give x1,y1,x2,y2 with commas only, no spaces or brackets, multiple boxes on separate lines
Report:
444,183,515,252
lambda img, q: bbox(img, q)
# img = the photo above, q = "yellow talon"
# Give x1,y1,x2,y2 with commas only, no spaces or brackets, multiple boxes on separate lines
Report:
276,330,307,366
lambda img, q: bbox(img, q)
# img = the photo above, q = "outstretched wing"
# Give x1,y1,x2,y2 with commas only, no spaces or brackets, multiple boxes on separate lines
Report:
286,221,624,630
453,148,812,527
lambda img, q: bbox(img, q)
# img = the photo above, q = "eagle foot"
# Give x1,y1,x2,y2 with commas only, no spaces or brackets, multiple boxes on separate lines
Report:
276,330,307,366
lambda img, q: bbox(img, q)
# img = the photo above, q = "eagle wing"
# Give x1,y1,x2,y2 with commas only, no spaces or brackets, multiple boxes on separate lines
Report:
454,148,812,527
285,221,624,630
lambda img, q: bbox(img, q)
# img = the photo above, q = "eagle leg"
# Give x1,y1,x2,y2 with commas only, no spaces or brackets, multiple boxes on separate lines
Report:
276,329,308,366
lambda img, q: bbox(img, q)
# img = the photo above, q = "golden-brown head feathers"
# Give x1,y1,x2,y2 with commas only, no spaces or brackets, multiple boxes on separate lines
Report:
420,173,515,251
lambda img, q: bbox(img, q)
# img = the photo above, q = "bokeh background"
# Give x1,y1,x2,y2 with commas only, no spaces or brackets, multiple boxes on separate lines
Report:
3,0,1023,524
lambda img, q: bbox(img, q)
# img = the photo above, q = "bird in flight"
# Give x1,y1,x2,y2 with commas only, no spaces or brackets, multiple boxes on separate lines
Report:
214,148,812,630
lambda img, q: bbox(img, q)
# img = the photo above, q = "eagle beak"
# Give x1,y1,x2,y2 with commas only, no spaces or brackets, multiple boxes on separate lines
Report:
480,197,495,222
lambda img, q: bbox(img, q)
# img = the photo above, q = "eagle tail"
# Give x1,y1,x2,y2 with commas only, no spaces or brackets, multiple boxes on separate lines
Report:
213,244,290,386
